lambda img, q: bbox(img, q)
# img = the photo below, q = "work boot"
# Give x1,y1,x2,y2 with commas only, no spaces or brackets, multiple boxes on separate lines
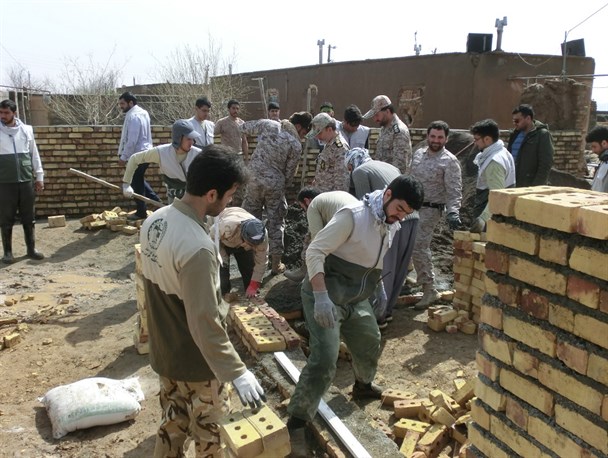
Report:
287,426,309,458
414,284,441,310
271,255,286,275
1,225,15,264
284,264,306,282
23,224,44,260
351,380,384,400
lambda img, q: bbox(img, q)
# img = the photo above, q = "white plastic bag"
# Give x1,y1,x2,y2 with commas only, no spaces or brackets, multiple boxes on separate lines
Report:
40,377,144,439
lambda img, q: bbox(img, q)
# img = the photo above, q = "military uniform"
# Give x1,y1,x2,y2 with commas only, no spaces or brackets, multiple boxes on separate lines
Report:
375,114,412,173
241,119,302,256
214,116,244,153
411,146,462,287
313,133,350,192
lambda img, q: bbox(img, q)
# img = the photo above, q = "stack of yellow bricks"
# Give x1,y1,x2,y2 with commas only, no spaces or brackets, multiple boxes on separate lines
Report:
219,405,290,457
133,244,149,354
468,186,608,458
452,231,487,324
79,207,141,234
228,303,301,354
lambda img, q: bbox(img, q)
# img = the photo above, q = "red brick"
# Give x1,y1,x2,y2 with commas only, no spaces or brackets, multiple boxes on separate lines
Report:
566,274,600,309
476,351,500,381
505,396,529,430
556,340,589,375
519,289,550,320
496,282,520,307
484,248,509,274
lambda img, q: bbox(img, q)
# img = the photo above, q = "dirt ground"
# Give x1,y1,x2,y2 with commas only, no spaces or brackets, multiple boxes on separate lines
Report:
0,210,478,457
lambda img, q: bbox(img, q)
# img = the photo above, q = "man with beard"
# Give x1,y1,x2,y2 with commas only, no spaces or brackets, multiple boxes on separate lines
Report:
586,125,608,192
470,119,516,232
411,121,462,308
363,95,412,173
286,175,424,457
122,120,203,204
0,99,45,263
140,147,265,457
214,99,249,158
117,91,160,220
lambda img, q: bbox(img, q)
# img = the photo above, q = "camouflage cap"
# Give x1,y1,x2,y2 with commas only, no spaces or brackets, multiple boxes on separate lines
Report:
306,112,334,139
362,95,391,119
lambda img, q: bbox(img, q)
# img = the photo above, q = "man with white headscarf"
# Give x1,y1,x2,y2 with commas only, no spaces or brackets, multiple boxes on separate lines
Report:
345,147,420,328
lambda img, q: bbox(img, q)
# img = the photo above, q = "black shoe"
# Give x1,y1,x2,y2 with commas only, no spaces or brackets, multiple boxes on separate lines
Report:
287,426,308,458
385,314,393,322
377,320,388,330
352,381,384,400
127,213,146,221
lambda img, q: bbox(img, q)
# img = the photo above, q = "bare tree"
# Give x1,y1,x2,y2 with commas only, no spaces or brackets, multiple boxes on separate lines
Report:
44,51,125,125
146,38,252,125
6,66,47,92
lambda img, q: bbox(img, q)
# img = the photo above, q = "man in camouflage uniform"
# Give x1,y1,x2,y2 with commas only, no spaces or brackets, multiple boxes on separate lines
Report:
411,121,462,308
363,95,412,173
241,112,313,274
307,113,350,192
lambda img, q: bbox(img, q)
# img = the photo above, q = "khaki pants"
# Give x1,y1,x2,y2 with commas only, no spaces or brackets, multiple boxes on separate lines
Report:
154,376,231,458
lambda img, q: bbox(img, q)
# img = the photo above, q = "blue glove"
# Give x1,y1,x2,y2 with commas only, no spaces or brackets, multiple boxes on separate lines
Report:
446,212,462,230
312,290,337,328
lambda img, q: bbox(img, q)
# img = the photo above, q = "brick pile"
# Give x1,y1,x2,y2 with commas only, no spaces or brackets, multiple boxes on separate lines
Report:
468,186,608,458
452,231,487,326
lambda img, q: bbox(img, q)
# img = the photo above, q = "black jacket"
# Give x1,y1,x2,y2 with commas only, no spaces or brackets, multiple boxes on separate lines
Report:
507,120,554,187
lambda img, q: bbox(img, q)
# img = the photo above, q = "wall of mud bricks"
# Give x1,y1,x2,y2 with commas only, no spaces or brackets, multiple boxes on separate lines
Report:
32,126,585,218
468,186,608,458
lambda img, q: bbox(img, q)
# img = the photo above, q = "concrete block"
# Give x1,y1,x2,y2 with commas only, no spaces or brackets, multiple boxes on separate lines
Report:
569,246,608,281
577,204,608,240
509,255,567,296
47,215,66,227
499,369,554,416
514,192,608,233
538,362,603,416
488,186,573,217
486,220,539,255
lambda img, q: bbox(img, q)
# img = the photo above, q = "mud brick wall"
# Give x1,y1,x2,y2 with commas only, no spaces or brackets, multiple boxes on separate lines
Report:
32,126,584,217
468,186,608,458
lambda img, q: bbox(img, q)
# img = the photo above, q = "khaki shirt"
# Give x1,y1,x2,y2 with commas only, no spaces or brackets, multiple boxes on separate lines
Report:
375,114,412,173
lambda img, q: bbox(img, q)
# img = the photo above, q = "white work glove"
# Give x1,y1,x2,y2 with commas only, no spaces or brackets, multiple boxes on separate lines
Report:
122,183,134,198
470,217,486,233
232,370,266,408
312,290,338,328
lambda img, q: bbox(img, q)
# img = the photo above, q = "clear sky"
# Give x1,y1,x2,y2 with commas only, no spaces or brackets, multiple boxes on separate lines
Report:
2,0,607,110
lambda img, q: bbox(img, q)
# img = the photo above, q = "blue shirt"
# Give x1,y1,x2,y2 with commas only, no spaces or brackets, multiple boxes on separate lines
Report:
510,131,525,162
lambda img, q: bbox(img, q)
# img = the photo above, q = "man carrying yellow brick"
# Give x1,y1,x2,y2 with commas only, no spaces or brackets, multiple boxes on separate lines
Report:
286,175,424,457
139,146,265,457
470,119,515,232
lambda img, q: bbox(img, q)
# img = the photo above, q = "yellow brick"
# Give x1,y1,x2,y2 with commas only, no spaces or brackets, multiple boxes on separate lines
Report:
488,186,573,217
555,403,608,454
251,334,285,352
503,315,556,357
468,424,511,458
471,398,490,430
480,304,503,329
548,302,574,333
243,406,289,453
528,415,588,458
394,398,427,418
573,313,608,350
577,204,608,240
381,389,416,406
509,255,567,296
479,329,514,365
490,415,545,458
512,348,539,378
399,430,421,456
430,406,456,427
47,215,66,227
538,235,569,266
476,351,500,381
486,220,539,255
393,418,431,437
219,412,263,457
499,369,553,416
417,423,450,457
453,378,476,406
603,396,608,422
475,379,506,411
505,396,529,431
569,246,608,281
514,192,608,232
484,276,499,297
587,353,608,385
538,362,603,415
428,390,460,413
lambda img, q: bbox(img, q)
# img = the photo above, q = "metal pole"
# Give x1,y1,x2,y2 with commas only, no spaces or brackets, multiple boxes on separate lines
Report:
317,39,325,65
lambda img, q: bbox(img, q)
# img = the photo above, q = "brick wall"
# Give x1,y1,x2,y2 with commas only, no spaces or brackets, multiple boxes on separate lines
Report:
468,187,608,458
33,126,585,218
